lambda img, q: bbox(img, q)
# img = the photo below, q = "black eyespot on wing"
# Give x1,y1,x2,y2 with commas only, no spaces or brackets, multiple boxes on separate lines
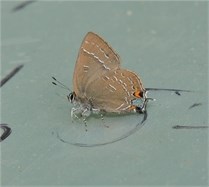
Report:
139,91,144,98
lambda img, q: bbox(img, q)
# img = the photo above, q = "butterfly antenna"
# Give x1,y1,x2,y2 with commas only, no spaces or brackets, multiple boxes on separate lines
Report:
52,76,71,92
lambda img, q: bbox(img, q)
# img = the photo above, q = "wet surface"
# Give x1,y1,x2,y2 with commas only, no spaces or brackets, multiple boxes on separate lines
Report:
54,111,147,147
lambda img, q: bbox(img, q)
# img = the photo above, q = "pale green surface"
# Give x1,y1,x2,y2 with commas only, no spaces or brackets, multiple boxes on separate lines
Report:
1,1,208,186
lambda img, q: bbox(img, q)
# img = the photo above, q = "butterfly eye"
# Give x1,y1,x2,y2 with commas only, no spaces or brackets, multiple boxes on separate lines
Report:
67,92,75,103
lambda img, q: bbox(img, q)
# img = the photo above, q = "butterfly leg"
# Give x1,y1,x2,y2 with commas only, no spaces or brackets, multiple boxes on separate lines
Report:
82,117,88,132
80,107,92,131
101,113,109,128
81,107,91,118
71,107,83,123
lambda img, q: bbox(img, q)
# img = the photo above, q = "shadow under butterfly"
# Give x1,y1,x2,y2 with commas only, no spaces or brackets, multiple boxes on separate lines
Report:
52,32,194,147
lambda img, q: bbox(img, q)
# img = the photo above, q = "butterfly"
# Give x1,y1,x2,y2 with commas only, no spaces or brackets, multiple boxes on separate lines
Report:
65,32,150,121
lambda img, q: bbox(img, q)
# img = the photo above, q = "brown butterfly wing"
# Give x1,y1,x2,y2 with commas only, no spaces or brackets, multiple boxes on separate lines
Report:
73,32,120,98
84,69,146,113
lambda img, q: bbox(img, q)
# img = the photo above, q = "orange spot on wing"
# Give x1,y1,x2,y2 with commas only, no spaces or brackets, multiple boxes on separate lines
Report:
133,90,143,98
